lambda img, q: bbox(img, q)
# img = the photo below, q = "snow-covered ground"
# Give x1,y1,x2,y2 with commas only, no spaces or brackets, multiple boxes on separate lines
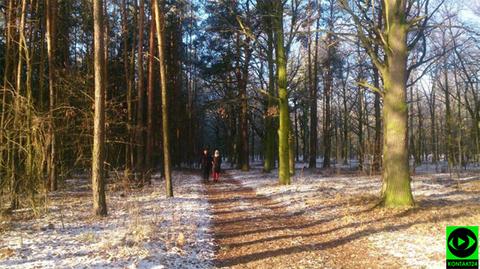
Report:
1,164,478,268
0,172,215,269
228,165,480,269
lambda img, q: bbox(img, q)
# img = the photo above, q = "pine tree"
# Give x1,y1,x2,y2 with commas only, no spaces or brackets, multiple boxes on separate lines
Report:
153,0,173,197
46,0,57,191
92,0,108,216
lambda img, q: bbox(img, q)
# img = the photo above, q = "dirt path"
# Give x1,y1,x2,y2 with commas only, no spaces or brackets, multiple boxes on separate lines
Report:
204,170,405,269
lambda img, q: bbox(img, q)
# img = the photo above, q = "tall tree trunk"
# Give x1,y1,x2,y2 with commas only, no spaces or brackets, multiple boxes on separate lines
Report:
169,15,184,168
289,120,295,176
373,65,382,172
322,34,333,169
92,0,108,216
1,0,15,175
381,0,414,207
357,42,365,171
453,65,463,167
309,0,320,169
46,0,57,191
263,5,275,173
358,87,364,171
408,85,416,167
443,46,455,167
25,0,36,194
121,0,133,184
302,103,309,162
416,90,424,163
136,0,146,182
9,0,27,209
103,0,109,179
306,0,314,168
153,0,173,197
294,104,300,162
372,6,383,173
238,36,252,171
430,87,438,164
145,11,156,184
273,0,290,185
342,86,349,164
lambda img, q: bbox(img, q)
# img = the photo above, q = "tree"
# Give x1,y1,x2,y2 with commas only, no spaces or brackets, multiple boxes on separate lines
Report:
10,0,28,209
92,0,108,216
377,0,414,206
273,0,290,185
308,0,321,169
121,0,135,184
146,9,156,184
260,0,276,173
237,25,252,171
339,0,419,207
136,0,146,182
153,0,173,197
1,0,14,180
372,43,382,172
46,0,57,191
322,0,339,169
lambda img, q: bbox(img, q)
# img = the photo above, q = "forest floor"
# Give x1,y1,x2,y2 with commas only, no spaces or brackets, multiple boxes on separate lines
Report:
0,164,479,268
206,165,480,268
0,171,215,268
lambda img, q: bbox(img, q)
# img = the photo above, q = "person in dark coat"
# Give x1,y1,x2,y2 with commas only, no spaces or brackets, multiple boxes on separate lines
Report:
201,149,212,181
212,150,222,182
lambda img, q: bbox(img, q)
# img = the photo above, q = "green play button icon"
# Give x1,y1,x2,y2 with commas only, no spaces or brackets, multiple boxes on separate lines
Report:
446,226,479,269
447,227,478,258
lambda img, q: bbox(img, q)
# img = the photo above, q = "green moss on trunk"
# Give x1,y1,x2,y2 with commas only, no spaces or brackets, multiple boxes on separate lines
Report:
381,2,414,207
274,0,290,185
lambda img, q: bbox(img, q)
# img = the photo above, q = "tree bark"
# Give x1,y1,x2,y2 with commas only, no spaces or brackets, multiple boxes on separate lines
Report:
145,10,156,184
9,0,27,209
121,0,134,184
322,33,333,169
153,0,173,197
373,66,382,172
1,0,15,176
273,0,290,185
238,35,252,171
322,3,336,168
289,120,295,176
381,0,414,207
309,0,320,169
46,0,57,191
263,3,275,173
135,0,146,182
443,38,455,167
92,0,108,216
358,86,364,171
372,5,383,173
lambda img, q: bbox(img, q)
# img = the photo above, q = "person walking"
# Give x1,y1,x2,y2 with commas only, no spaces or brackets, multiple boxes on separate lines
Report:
201,149,212,182
212,150,222,182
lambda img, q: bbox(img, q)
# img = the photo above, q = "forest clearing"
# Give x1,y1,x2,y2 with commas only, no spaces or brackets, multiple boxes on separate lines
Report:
1,0,480,268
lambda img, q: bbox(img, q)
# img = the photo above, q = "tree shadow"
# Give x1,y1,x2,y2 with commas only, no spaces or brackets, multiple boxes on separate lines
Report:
215,210,463,267
208,171,480,268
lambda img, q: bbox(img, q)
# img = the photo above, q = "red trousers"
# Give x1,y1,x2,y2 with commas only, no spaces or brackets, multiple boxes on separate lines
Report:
213,171,220,181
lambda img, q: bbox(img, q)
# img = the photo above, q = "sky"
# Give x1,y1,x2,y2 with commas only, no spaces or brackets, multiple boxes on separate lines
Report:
458,1,480,27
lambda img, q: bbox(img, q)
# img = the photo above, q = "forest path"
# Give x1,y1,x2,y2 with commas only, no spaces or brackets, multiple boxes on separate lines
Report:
204,170,404,269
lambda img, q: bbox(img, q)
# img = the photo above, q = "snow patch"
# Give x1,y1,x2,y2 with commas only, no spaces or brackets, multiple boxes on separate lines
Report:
0,172,215,269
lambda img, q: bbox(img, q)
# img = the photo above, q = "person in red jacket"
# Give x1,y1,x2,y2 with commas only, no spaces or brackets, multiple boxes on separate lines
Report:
212,150,222,182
